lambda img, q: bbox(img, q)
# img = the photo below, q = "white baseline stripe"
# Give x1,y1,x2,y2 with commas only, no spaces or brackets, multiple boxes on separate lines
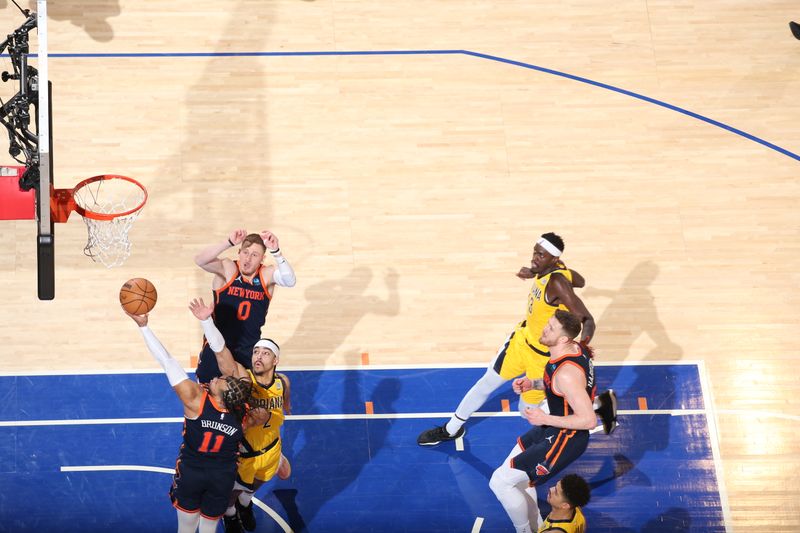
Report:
698,360,732,532
0,360,702,376
62,465,174,475
471,517,484,532
60,465,291,532
0,409,706,427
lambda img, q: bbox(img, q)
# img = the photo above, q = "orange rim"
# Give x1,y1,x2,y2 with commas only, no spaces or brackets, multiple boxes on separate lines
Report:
71,174,148,221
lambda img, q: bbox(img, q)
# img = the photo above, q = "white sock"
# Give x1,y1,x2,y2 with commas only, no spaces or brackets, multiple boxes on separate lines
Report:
446,368,506,435
176,510,199,533
238,489,255,506
197,516,219,533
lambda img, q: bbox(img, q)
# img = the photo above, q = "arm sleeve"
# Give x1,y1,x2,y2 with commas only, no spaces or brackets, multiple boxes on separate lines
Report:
270,250,296,287
200,318,225,353
138,326,189,387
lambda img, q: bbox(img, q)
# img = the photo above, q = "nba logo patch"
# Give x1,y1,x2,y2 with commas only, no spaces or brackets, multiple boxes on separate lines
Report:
535,463,550,477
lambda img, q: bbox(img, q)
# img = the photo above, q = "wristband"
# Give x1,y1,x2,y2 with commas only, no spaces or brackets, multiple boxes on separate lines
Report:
228,238,235,247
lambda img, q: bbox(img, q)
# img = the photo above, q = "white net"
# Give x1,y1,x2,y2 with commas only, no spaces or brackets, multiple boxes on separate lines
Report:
72,176,146,268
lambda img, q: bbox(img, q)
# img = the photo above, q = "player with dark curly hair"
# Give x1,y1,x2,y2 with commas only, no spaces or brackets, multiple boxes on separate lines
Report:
125,305,254,533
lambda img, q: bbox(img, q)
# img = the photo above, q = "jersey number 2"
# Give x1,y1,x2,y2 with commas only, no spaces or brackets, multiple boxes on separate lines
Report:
198,431,224,453
237,301,251,321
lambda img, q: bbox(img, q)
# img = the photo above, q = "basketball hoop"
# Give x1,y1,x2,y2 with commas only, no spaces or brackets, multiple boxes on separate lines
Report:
52,175,147,268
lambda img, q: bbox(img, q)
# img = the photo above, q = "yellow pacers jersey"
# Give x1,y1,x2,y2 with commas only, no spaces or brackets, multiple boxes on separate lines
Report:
523,265,573,353
538,506,585,533
243,370,286,452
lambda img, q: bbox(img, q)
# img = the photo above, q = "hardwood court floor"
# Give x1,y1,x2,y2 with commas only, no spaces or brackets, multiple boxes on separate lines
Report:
0,1,798,530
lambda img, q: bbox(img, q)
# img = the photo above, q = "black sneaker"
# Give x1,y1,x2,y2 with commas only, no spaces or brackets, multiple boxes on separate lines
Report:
417,425,466,446
236,500,256,532
595,389,619,435
791,21,800,40
223,513,244,533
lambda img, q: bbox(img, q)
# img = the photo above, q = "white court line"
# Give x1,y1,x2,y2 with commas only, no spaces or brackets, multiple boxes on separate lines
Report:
716,409,800,422
61,465,175,475
0,408,707,427
471,516,484,532
0,360,705,376
697,360,732,532
60,465,292,533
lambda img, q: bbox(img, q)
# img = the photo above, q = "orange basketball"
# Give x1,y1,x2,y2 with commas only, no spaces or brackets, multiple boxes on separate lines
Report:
119,278,158,315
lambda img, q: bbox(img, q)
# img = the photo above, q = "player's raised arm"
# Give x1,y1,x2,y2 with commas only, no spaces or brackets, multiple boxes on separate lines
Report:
548,274,596,342
194,229,246,281
124,309,204,417
189,298,248,379
260,231,296,289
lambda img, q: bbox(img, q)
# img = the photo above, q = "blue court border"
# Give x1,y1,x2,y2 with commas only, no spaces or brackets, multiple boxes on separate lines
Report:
22,48,799,163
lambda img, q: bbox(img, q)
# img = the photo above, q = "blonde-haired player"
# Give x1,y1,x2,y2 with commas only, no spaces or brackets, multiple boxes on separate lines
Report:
190,298,291,533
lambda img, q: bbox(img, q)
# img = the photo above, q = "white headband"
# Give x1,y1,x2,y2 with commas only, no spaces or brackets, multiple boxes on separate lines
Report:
537,237,563,257
254,338,280,357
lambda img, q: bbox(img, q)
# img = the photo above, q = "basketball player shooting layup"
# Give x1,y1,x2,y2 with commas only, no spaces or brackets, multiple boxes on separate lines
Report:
418,232,618,446
193,229,296,383
124,306,254,533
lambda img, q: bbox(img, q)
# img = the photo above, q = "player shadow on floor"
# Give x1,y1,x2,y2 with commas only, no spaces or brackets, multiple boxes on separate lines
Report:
282,266,399,364
581,261,692,529
273,376,401,531
583,260,679,460
45,1,121,42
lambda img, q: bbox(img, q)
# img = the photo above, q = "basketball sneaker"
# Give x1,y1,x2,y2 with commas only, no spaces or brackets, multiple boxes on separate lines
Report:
223,512,244,533
595,389,619,434
417,425,466,446
235,500,256,532
791,21,800,40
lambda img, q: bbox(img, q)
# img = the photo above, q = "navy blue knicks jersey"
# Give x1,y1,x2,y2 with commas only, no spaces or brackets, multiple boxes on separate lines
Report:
543,343,596,417
179,387,243,467
210,261,271,367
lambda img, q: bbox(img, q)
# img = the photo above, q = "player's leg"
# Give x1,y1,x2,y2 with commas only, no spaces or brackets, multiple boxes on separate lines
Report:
276,453,291,480
197,466,238,533
176,510,200,533
489,442,540,533
417,329,524,445
198,516,221,533
224,459,257,533
236,446,281,531
171,460,205,533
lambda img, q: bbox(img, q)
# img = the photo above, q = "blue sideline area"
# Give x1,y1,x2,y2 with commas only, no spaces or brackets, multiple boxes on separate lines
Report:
0,364,725,532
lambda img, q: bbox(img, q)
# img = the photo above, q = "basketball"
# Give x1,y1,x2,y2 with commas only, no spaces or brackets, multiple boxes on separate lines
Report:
119,278,158,315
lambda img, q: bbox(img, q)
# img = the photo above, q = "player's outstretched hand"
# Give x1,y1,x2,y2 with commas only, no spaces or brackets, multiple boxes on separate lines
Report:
260,230,279,252
229,229,247,246
123,308,148,327
516,267,535,280
189,298,214,321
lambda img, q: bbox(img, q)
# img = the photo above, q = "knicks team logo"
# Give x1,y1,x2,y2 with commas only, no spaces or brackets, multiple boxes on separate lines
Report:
535,463,550,477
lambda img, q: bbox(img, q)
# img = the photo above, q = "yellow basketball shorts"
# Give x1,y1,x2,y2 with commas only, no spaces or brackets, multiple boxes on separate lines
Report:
492,326,548,405
236,439,282,490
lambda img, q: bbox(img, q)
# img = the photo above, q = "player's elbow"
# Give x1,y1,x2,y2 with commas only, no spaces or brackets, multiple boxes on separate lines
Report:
580,413,597,430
